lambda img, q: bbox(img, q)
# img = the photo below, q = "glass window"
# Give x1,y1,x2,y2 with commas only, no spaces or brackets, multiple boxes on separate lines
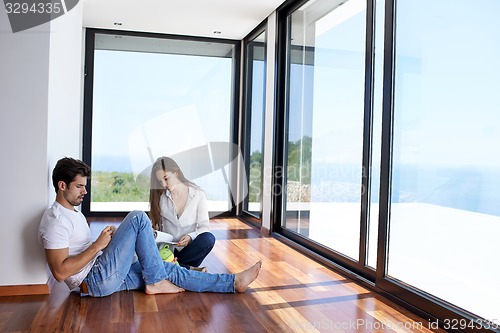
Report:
388,0,500,322
367,0,385,269
87,33,238,214
283,0,367,260
243,30,266,219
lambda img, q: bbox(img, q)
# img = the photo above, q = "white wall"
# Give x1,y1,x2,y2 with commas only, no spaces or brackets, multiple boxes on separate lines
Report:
0,4,83,286
47,4,85,201
0,8,50,285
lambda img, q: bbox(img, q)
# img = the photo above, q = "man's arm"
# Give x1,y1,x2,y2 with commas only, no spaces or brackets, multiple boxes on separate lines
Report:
45,226,115,282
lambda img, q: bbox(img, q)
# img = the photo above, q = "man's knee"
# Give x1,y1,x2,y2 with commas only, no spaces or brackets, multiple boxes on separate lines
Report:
124,210,150,227
131,210,148,219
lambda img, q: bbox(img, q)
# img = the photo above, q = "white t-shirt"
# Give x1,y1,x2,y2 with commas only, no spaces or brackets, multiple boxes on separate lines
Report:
38,201,98,290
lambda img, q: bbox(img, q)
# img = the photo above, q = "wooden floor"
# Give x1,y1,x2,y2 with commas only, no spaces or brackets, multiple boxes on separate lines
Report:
0,218,446,333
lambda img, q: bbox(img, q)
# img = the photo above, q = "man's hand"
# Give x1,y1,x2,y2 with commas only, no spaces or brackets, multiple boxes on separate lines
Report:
44,225,117,283
177,235,192,247
94,226,116,250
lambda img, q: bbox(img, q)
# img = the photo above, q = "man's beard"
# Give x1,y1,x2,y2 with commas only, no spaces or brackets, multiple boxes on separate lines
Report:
64,193,83,207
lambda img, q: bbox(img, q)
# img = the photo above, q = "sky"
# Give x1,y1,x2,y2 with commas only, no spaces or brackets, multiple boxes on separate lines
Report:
92,49,232,168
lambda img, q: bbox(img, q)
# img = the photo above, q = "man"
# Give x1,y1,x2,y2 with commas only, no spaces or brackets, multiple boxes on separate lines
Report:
39,157,261,297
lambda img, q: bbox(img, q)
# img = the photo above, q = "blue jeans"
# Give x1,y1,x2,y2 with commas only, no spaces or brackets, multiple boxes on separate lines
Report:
82,211,235,297
175,232,215,268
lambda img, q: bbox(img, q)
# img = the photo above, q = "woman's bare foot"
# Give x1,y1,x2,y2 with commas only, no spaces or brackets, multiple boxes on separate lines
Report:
234,260,262,293
190,266,208,273
145,279,185,295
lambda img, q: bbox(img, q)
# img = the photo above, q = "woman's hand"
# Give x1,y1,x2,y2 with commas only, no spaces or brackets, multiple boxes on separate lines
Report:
177,235,192,247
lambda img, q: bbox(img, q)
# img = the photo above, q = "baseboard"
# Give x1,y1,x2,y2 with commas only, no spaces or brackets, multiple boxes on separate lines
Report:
260,226,271,236
0,284,50,296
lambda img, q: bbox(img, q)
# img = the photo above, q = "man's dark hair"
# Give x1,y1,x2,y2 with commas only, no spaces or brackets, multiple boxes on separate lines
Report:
52,157,91,193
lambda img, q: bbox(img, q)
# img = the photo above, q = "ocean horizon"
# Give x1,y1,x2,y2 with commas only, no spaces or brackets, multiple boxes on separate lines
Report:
92,155,500,216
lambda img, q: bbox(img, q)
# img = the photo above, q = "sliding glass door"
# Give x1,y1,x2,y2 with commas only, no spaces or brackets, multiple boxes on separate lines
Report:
386,0,500,324
277,0,500,330
281,0,368,261
242,26,267,221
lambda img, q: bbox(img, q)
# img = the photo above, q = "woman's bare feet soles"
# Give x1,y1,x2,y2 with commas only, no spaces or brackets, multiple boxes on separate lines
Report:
234,260,262,293
145,279,185,295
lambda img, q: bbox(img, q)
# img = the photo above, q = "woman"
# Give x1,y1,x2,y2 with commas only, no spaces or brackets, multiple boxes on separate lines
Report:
149,156,216,271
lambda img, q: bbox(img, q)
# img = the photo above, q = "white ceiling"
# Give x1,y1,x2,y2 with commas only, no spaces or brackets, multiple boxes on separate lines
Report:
82,0,287,40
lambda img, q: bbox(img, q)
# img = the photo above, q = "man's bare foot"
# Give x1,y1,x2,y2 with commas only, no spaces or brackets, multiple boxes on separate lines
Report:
145,279,185,295
234,260,262,293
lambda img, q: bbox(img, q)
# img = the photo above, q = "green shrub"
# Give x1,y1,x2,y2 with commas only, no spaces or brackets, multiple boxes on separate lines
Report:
91,171,150,202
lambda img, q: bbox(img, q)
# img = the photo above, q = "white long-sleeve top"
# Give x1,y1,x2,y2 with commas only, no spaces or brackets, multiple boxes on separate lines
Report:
159,186,210,247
